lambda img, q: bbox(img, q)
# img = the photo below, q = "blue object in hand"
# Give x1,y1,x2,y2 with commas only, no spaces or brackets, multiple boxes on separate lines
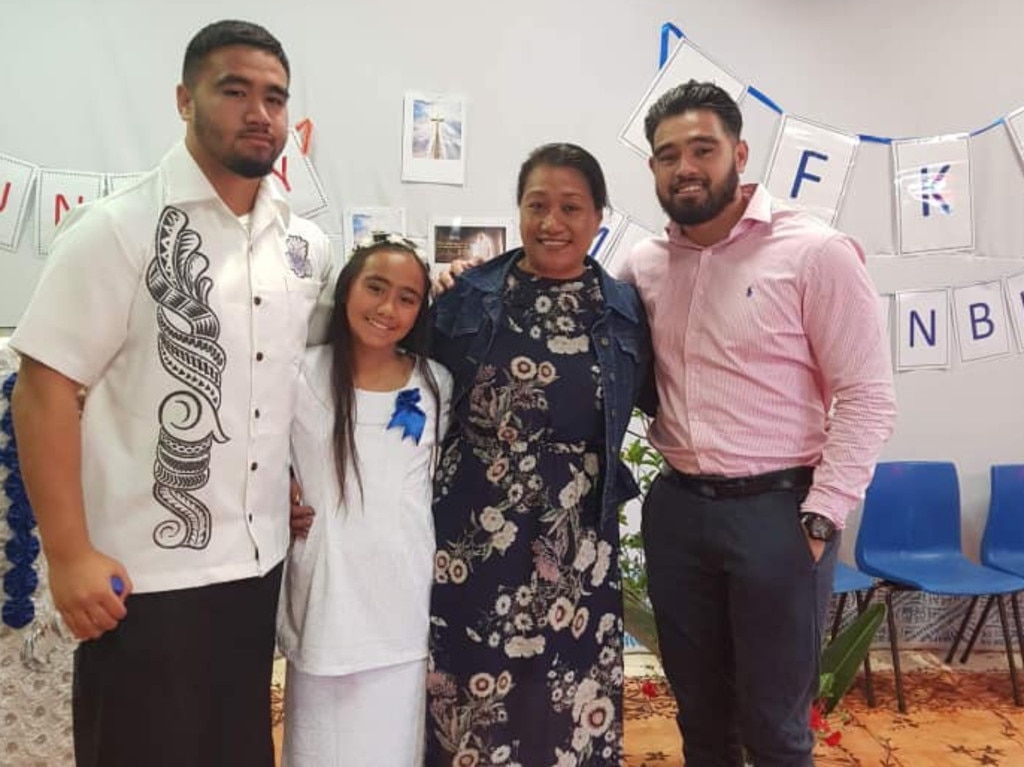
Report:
111,575,124,596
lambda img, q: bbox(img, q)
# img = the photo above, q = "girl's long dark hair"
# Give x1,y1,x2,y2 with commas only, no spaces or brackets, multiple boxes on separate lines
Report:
326,238,442,507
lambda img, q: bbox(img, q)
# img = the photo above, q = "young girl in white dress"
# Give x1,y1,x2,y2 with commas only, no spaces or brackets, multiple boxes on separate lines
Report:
277,237,452,766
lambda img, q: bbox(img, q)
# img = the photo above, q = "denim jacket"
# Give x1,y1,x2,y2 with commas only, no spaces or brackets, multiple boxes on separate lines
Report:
431,248,653,528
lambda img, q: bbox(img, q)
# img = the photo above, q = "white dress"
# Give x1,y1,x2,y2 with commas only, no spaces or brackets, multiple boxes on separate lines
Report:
277,346,451,766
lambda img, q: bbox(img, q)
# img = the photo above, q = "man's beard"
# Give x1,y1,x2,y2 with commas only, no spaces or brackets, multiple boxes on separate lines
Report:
224,153,278,179
658,164,739,227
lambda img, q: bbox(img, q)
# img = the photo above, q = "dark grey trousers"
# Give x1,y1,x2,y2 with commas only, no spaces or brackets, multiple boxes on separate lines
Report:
642,474,839,767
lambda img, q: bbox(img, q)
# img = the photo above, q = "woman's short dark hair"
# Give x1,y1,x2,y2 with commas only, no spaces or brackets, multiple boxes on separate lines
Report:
182,20,290,87
643,79,743,148
516,143,607,210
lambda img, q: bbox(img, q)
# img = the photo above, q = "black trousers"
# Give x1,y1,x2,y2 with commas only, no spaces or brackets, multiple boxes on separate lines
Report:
73,563,283,767
642,475,838,767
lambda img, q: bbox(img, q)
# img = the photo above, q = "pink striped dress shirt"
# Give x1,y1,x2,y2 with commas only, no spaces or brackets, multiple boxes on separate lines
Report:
618,184,896,528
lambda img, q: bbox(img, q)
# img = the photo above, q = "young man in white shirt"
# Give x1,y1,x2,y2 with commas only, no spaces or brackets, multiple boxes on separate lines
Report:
10,20,333,767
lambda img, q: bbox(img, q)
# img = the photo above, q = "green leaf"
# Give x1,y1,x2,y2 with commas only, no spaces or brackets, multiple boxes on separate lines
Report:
623,583,660,657
818,602,886,714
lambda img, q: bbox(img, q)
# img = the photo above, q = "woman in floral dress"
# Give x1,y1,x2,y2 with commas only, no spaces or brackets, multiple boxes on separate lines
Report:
425,144,651,767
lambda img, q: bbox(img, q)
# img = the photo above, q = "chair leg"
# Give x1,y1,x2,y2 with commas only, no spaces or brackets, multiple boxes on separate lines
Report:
960,595,997,664
995,595,1023,706
1013,592,1024,664
946,595,980,664
831,593,849,642
855,589,876,708
884,587,906,714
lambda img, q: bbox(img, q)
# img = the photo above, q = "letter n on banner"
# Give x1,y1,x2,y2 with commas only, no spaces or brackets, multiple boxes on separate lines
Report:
763,115,859,225
1002,271,1024,353
36,170,104,256
892,134,974,256
952,281,1010,362
269,129,329,218
896,289,950,370
0,153,39,252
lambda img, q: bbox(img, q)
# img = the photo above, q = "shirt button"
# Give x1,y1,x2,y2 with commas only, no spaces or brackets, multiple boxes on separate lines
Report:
254,409,261,419
250,462,258,471
600,338,610,347
256,352,264,361
609,372,616,382
248,513,254,522
254,296,262,306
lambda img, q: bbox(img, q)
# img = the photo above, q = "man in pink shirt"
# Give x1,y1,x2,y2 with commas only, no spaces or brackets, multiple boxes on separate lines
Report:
619,80,896,766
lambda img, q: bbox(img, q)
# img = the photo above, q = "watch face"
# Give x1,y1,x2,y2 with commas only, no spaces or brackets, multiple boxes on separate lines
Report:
802,514,835,541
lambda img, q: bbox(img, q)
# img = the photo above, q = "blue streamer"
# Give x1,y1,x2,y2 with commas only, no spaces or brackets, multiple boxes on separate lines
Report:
659,22,684,68
1,371,40,629
858,134,893,145
971,117,1005,137
387,388,426,445
747,86,783,115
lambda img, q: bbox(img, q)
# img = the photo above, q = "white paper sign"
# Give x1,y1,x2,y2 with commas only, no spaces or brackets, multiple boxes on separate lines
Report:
0,153,38,252
36,169,104,256
269,129,329,218
892,135,974,255
763,115,858,225
1002,272,1024,353
602,219,658,279
895,289,950,370
1003,106,1024,167
589,207,627,264
402,92,466,186
619,40,745,158
343,206,407,253
952,281,1010,362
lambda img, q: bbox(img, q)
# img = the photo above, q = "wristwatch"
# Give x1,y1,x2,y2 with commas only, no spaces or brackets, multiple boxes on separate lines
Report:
799,512,837,542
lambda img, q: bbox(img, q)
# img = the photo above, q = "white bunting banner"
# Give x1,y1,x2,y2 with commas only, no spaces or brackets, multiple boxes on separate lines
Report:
619,38,745,158
35,169,105,256
104,172,147,196
952,281,1011,362
269,129,329,218
1003,106,1024,168
763,115,858,225
895,289,951,370
892,134,974,255
0,152,38,252
589,206,627,263
1002,272,1024,353
601,218,658,278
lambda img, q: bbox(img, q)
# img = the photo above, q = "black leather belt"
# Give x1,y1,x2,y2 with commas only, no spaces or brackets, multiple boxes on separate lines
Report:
660,465,814,499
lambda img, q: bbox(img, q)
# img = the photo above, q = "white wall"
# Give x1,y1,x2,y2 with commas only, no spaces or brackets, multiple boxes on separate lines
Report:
3,0,1024,554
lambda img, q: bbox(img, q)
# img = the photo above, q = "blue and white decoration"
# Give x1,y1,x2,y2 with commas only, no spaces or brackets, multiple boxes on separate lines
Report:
1,372,40,630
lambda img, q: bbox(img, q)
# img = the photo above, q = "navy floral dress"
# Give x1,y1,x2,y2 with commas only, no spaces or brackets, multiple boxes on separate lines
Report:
426,265,624,767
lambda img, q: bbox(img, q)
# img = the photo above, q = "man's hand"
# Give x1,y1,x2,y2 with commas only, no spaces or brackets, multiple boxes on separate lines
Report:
290,477,314,539
48,547,131,640
431,256,485,296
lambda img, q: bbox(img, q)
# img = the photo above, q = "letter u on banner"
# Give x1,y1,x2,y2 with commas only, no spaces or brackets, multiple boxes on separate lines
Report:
763,115,859,225
896,288,950,370
952,281,1010,362
0,153,39,252
892,134,974,255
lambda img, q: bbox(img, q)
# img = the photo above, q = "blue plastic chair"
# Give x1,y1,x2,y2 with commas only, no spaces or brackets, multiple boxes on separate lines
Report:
830,561,877,706
855,461,1024,713
954,465,1024,663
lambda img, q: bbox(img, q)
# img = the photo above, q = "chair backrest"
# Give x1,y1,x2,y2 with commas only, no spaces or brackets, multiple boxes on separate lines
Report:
856,461,962,568
982,464,1024,566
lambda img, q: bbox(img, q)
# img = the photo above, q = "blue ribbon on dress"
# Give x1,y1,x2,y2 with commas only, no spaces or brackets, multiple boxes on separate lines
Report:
387,388,426,445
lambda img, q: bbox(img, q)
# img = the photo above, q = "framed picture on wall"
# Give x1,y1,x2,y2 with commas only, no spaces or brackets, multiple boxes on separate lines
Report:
342,206,407,255
427,217,514,267
402,92,467,185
